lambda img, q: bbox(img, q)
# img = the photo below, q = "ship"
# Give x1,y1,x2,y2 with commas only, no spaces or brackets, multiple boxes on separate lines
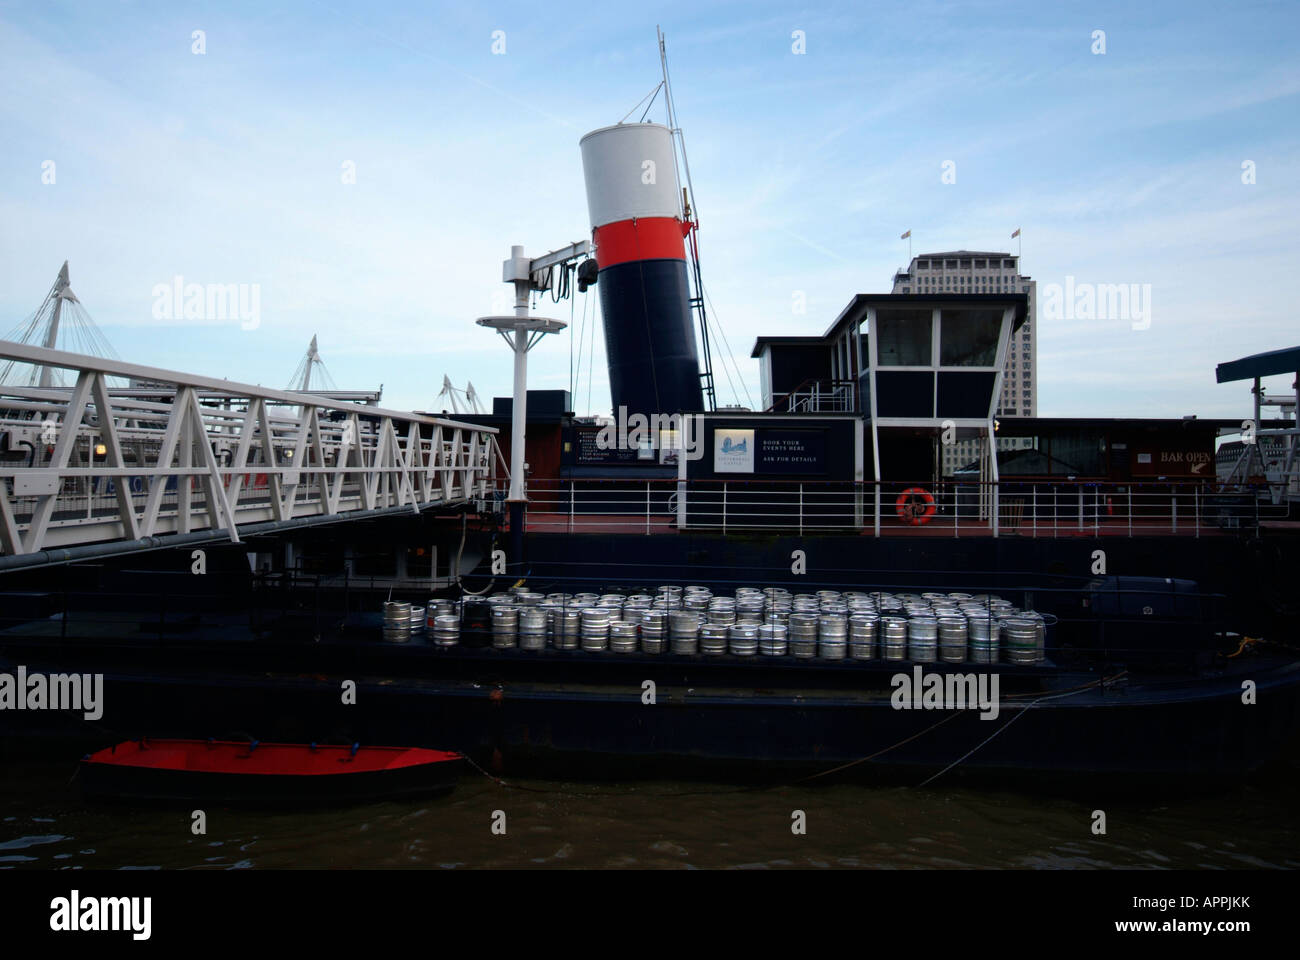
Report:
2,33,1300,787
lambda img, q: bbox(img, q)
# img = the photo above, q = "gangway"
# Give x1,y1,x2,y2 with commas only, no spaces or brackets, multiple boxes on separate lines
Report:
0,340,502,563
1217,345,1300,505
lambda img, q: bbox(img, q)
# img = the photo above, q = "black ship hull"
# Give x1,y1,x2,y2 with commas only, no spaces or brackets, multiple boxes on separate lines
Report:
4,633,1299,785
3,527,1299,785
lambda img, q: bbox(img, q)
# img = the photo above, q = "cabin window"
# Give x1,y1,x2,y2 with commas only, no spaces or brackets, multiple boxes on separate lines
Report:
940,308,1001,367
874,309,932,366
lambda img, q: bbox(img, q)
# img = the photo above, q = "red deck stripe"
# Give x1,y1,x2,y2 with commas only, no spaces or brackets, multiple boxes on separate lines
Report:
593,217,690,269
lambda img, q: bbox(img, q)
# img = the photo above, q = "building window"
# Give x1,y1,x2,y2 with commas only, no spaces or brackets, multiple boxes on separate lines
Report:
940,308,1000,366
875,308,933,366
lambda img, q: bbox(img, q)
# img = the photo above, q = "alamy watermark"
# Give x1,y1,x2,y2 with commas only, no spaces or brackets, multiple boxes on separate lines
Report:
50,891,151,940
891,666,1000,720
151,275,261,330
0,666,103,720
1040,276,1151,330
593,406,705,462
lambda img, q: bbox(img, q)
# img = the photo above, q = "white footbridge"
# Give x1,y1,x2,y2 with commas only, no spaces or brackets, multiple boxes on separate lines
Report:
0,340,503,563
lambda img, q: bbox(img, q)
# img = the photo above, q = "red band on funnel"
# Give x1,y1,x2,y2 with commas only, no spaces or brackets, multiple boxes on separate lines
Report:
592,217,689,269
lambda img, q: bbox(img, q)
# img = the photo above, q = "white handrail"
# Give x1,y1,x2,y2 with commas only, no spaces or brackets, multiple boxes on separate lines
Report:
518,478,1281,538
1,341,501,556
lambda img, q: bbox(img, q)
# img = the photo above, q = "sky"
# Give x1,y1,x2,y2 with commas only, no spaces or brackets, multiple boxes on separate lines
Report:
2,0,1298,420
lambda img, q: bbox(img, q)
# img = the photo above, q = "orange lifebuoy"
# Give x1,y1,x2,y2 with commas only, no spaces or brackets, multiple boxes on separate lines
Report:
896,487,937,525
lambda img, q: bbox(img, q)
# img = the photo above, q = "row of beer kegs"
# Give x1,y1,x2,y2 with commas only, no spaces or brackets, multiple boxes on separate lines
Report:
381,585,1049,664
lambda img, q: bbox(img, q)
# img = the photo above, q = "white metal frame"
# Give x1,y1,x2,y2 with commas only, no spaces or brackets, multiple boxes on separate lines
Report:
0,341,500,556
857,302,1017,531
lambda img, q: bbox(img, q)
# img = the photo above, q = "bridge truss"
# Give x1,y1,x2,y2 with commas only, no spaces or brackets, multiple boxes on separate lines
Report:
0,341,503,559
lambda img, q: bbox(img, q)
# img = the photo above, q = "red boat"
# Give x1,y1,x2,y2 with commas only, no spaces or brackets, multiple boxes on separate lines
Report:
80,739,465,803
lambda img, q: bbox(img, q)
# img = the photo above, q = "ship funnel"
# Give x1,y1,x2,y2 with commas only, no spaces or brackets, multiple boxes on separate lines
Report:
579,122,703,418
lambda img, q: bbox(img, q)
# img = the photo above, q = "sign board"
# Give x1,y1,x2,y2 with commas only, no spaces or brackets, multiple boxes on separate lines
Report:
713,429,755,473
574,425,638,464
756,429,826,475
1132,448,1213,477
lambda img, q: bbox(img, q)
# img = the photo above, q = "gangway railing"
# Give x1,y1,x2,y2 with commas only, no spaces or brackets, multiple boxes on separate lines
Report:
0,341,502,557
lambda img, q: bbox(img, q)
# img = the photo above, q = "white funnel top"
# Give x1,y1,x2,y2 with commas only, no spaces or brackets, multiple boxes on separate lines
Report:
579,122,681,229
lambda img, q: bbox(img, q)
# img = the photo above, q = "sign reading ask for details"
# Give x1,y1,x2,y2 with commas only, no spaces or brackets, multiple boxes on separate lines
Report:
713,428,826,475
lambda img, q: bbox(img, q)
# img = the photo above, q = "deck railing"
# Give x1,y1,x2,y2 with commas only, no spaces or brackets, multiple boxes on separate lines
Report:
766,378,859,414
521,478,1285,537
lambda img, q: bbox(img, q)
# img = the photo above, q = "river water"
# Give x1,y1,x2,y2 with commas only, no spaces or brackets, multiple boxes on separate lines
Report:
2,757,1297,869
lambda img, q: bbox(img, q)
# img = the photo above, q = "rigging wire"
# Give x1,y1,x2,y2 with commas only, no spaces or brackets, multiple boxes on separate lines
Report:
702,283,755,409
618,82,664,125
694,283,740,408
703,311,738,407
2,273,123,388
568,283,576,402
586,295,599,415
577,291,589,406
455,673,1123,800
656,30,721,410
914,672,1127,787
573,287,590,404
638,84,662,123
286,348,339,394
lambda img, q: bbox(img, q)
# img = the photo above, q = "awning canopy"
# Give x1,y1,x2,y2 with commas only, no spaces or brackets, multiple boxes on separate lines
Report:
1215,345,1300,384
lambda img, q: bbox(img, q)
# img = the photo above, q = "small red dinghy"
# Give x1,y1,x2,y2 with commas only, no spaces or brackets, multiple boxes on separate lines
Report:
80,739,465,803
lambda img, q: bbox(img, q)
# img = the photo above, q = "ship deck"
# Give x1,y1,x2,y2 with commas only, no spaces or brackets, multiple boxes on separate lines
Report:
523,512,1241,537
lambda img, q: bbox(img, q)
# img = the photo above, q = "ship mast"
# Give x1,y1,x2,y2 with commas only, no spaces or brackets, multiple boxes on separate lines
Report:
658,26,717,412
